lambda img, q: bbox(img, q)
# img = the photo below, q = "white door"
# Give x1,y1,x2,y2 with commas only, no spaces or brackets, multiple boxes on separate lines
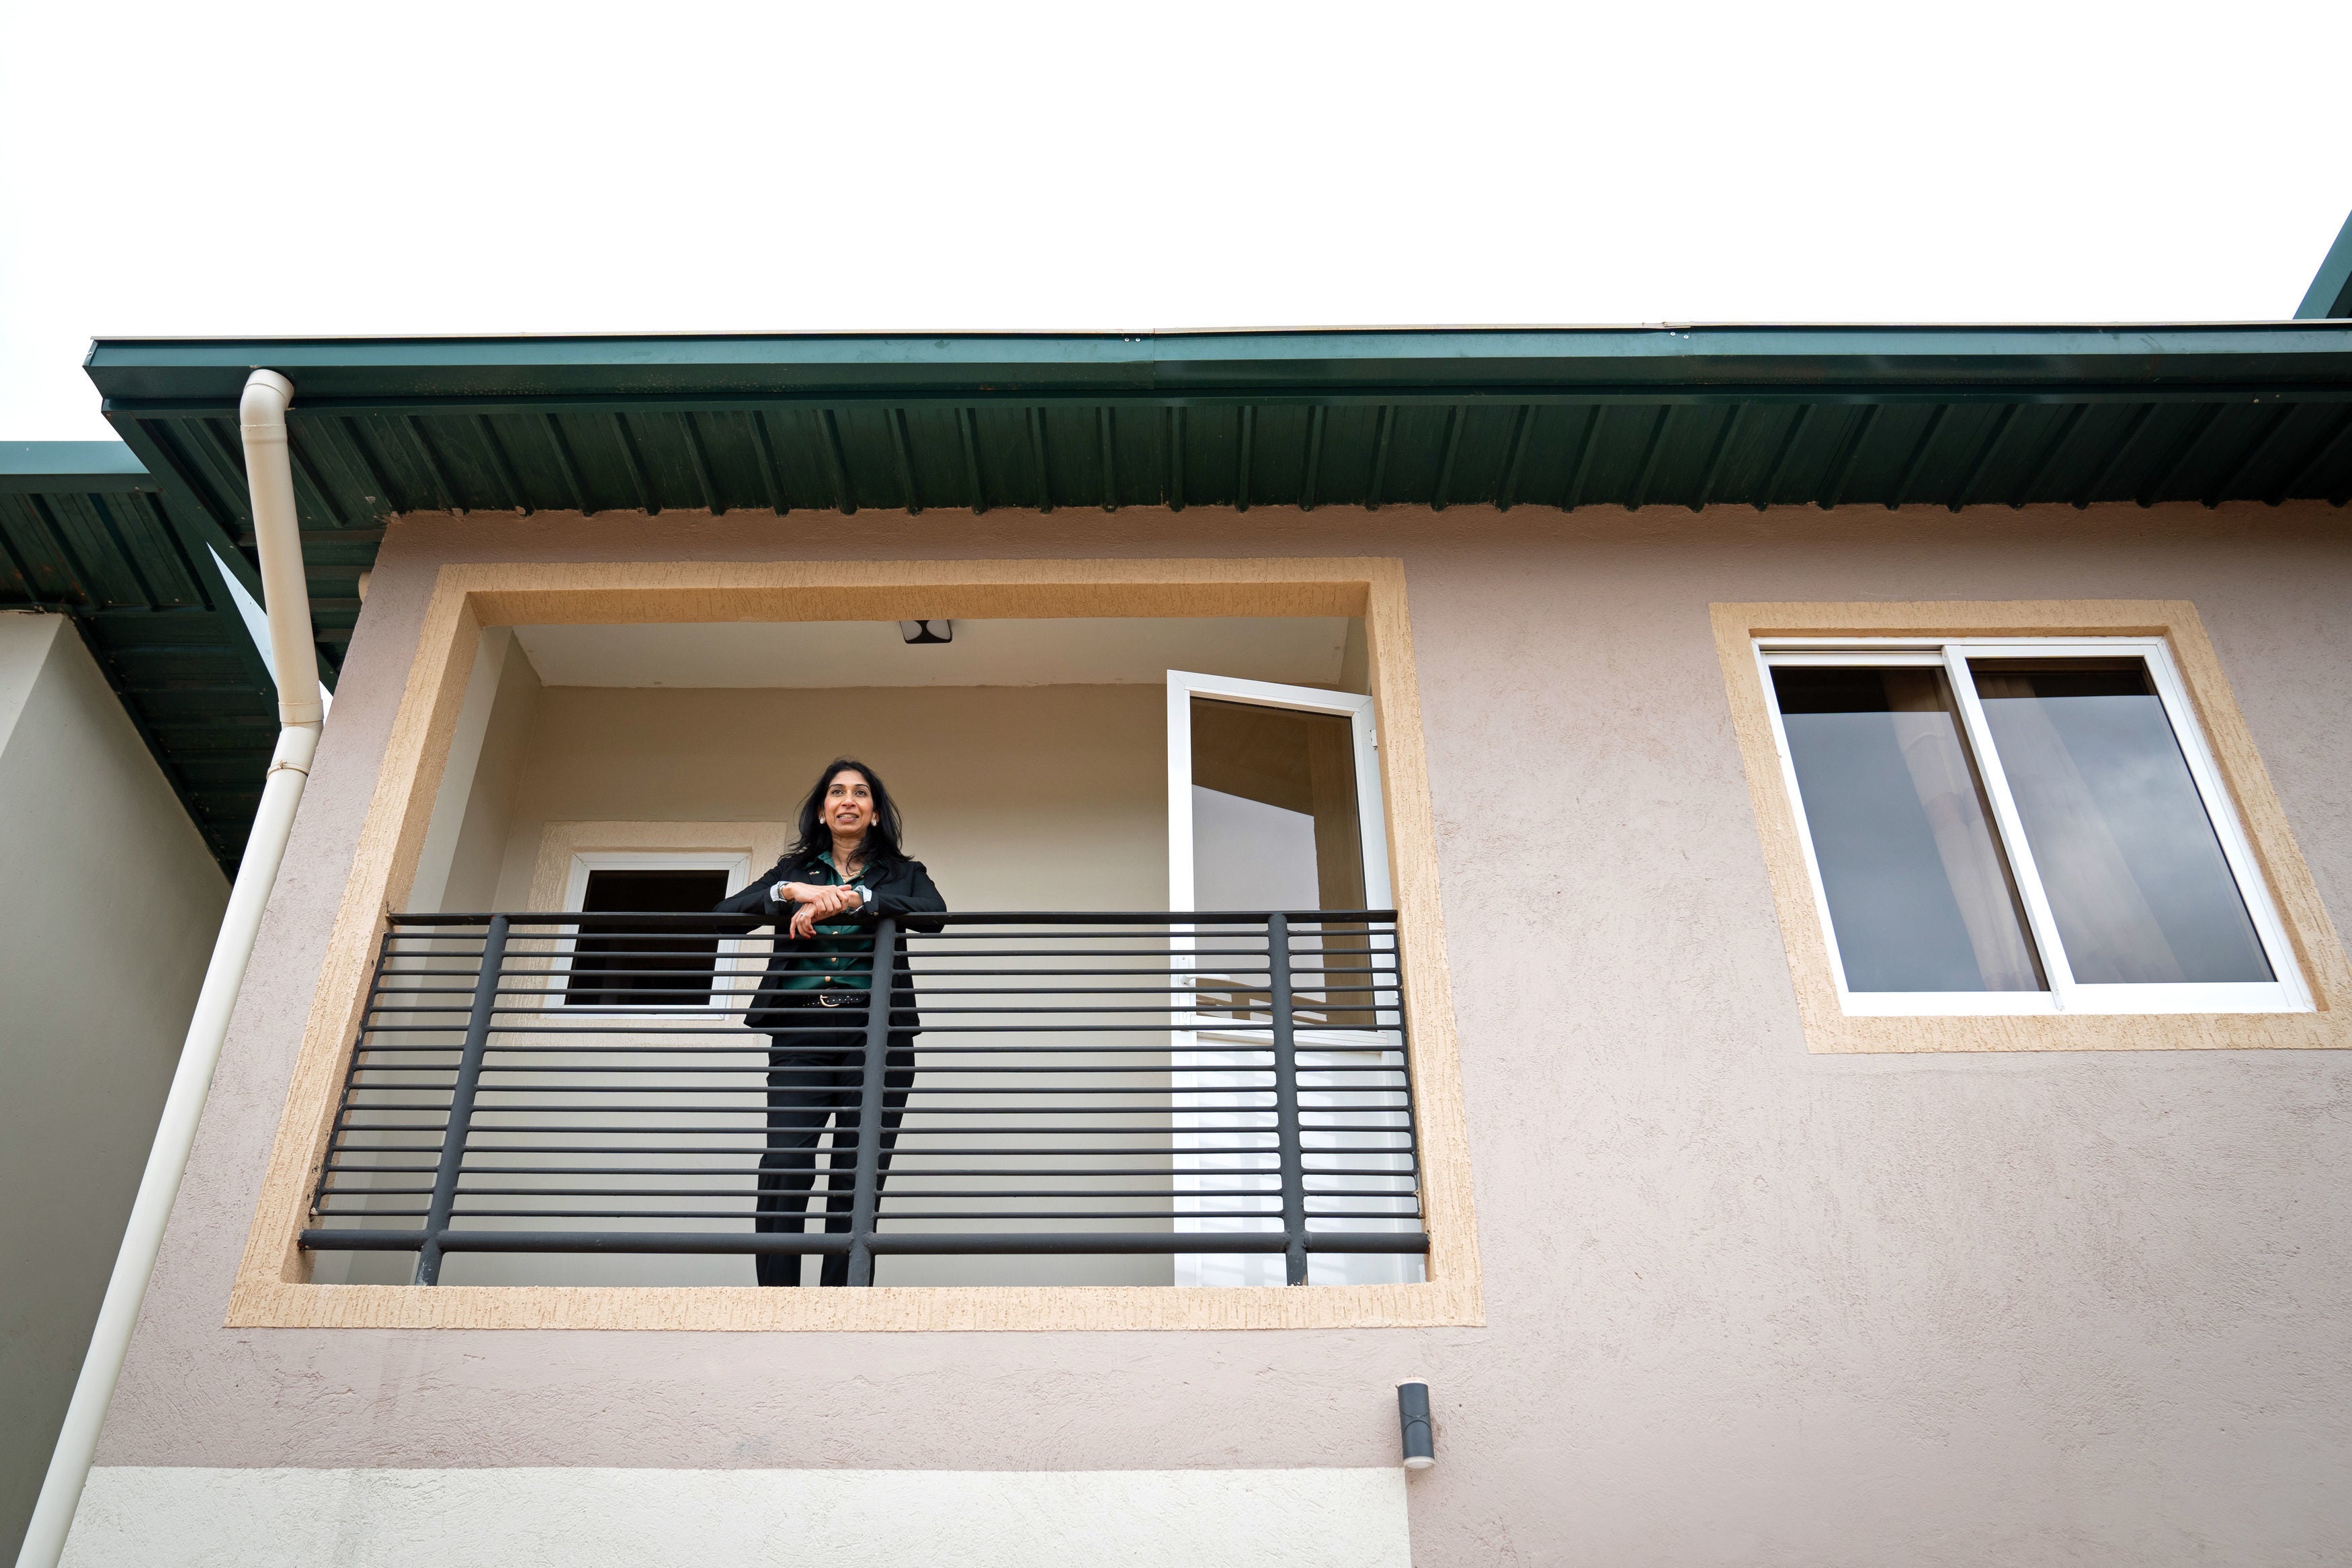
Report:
1165,670,1420,1287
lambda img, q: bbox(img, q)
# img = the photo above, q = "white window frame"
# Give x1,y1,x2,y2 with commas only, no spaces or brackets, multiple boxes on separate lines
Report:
1755,636,2310,1018
546,849,757,1019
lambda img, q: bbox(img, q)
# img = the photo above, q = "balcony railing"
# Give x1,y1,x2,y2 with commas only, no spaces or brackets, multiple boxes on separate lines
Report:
302,910,1428,1287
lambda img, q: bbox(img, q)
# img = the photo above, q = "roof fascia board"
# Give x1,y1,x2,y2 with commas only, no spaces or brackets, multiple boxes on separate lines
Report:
85,323,2352,407
0,441,160,492
92,386,2352,425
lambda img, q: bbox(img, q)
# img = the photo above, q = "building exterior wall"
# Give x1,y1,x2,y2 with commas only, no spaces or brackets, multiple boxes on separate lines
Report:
58,1467,1409,1568
0,613,228,1562
73,502,2352,1566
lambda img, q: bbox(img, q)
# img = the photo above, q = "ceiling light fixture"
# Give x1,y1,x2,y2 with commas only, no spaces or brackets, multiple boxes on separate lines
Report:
898,619,953,645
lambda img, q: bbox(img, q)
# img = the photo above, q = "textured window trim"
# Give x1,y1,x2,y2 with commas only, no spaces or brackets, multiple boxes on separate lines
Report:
1714,599,2352,1054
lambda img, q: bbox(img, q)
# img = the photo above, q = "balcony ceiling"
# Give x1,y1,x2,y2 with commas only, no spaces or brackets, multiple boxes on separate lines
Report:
22,322,2352,865
511,615,1351,690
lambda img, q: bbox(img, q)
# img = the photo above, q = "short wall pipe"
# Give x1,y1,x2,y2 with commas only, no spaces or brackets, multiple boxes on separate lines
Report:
13,369,321,1568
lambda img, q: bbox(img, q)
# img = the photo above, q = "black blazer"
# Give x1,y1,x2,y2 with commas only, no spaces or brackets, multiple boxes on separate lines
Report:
714,853,948,1033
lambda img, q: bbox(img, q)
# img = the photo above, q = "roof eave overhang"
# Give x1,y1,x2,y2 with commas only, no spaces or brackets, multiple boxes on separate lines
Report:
26,321,2352,872
83,321,2352,407
0,443,277,871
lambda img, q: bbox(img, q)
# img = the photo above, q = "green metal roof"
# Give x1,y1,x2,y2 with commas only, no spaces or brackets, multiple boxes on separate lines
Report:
87,325,2352,537
1,443,278,867
21,321,2352,866
2298,212,2352,320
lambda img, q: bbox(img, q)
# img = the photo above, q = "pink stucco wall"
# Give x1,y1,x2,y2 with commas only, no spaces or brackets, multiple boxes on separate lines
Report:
99,500,2352,1563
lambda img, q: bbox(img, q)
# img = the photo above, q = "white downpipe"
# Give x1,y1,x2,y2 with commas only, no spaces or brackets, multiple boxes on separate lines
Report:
13,370,321,1568
241,371,323,728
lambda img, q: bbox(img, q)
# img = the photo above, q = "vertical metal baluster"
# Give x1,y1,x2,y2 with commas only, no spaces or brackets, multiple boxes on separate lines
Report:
413,915,509,1285
1267,912,1308,1285
1384,919,1423,1233
845,918,900,1287
312,928,401,1221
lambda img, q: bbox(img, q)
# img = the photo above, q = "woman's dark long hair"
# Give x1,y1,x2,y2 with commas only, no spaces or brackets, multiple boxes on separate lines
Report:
784,757,906,874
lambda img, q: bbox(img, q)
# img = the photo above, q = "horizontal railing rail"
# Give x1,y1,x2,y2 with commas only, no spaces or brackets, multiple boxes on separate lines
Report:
303,910,1426,1287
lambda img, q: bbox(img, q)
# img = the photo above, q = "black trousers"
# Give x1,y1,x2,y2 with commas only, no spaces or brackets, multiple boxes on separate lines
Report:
757,1012,915,1287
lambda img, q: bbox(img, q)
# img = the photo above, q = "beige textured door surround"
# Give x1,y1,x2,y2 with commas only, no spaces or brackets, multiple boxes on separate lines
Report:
230,558,1483,1332
1714,599,2352,1054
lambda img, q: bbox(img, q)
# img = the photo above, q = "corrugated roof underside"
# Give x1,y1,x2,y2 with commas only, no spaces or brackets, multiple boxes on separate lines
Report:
0,484,274,865
118,397,2352,525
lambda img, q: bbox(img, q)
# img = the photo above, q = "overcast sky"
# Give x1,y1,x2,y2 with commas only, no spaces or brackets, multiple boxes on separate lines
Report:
3,0,2346,440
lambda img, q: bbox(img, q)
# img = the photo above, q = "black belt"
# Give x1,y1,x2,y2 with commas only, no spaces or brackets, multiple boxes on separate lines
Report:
814,977,869,1009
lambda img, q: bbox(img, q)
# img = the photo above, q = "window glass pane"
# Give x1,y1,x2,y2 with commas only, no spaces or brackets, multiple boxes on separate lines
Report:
1189,698,1365,912
565,868,730,1008
1970,659,2271,984
1773,665,2043,992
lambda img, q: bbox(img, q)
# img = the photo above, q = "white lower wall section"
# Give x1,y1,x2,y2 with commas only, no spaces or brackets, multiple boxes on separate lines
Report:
62,1467,1409,1568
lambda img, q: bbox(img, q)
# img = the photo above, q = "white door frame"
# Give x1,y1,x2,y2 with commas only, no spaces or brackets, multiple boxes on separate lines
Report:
1165,669,1413,1287
1165,669,1390,914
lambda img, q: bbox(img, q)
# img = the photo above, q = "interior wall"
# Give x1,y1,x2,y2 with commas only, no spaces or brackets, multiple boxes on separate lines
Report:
489,681,1167,916
509,682,1169,1287
358,623,1369,1292
407,628,544,914
334,676,1175,1289
1339,616,1370,697
439,635,542,912
0,615,227,1563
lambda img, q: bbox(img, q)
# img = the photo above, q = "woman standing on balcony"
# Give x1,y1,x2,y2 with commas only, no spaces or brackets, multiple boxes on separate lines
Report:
715,759,947,1286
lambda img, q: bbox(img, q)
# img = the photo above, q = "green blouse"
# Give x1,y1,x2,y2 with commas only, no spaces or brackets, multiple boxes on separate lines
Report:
773,851,875,991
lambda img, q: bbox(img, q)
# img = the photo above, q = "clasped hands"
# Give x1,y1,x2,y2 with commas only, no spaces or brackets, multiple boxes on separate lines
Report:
775,881,864,939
